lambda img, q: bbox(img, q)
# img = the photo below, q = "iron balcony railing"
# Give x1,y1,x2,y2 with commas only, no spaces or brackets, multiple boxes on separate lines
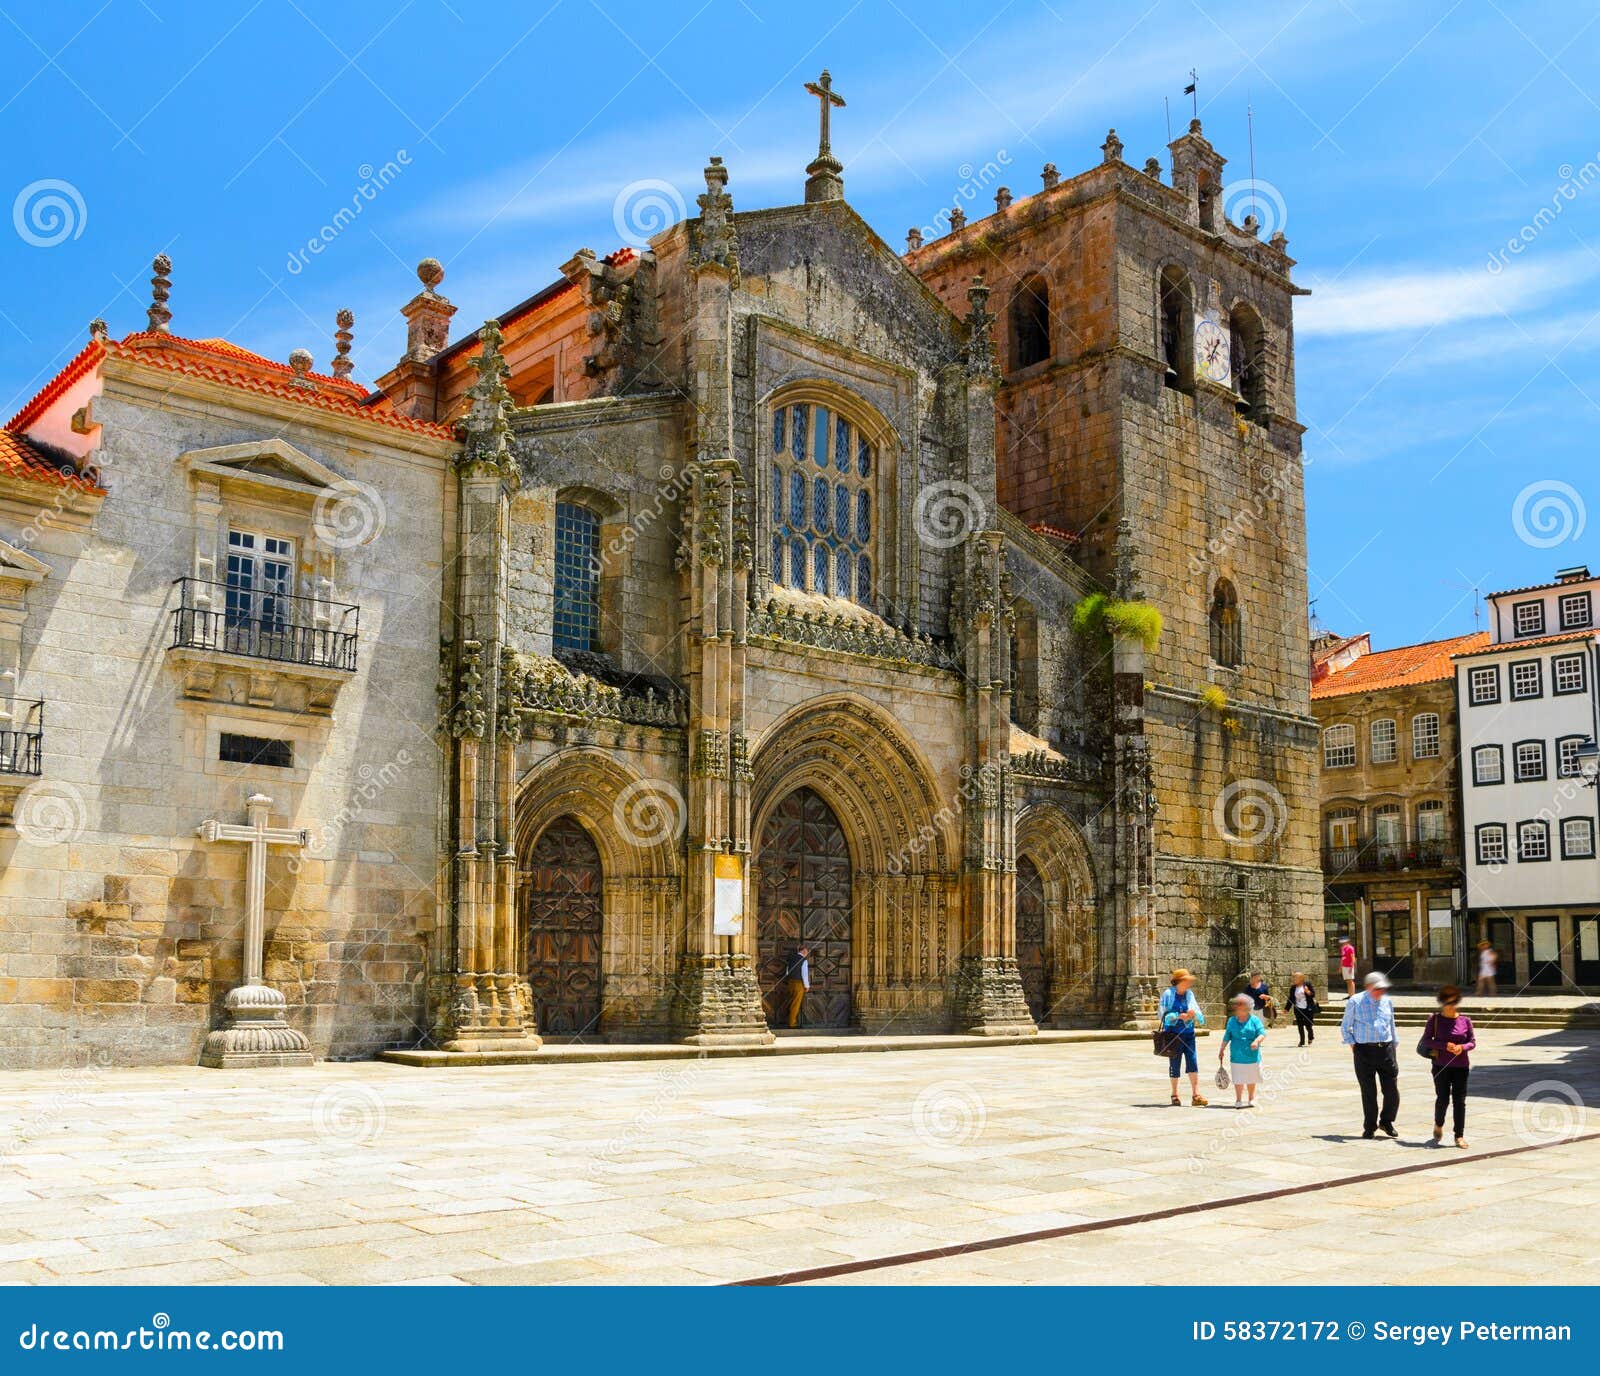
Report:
170,578,359,673
0,699,43,776
1323,836,1456,876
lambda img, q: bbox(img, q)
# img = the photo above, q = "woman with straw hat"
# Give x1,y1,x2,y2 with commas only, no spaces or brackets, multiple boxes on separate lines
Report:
1159,968,1208,1106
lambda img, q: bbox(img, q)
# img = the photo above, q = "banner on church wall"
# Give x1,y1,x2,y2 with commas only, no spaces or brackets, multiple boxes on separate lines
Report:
713,853,744,936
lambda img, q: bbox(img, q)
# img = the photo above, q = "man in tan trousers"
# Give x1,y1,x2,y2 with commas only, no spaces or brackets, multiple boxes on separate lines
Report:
784,946,810,1028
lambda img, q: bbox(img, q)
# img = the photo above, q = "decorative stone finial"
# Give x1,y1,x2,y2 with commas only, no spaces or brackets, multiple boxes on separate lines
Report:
1241,213,1260,238
693,155,740,282
964,274,996,379
803,68,847,203
288,348,314,387
147,254,172,335
402,256,456,364
331,309,355,381
1144,157,1162,180
88,318,108,345
994,187,1012,212
949,205,967,232
1041,162,1060,190
1188,117,1203,136
462,319,517,485
1101,128,1124,164
1268,229,1288,252
906,227,923,252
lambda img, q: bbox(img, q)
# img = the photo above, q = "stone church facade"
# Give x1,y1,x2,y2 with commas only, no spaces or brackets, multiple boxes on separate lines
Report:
0,94,1321,1067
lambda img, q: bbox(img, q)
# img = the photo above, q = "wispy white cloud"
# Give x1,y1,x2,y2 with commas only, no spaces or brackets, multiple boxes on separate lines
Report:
1297,248,1600,336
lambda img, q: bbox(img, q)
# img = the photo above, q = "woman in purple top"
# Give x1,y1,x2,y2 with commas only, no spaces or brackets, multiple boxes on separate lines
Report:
1421,984,1476,1148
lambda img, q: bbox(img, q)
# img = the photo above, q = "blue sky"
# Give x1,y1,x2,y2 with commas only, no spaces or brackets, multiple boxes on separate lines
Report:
3,0,1595,650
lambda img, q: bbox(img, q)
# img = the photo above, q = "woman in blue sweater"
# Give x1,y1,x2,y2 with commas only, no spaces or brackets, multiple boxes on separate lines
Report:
1220,992,1267,1107
1160,969,1208,1107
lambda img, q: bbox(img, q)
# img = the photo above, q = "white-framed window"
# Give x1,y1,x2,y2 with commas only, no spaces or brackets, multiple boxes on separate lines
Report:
224,529,295,630
1476,824,1507,865
1416,799,1446,842
1411,712,1440,759
1514,740,1547,782
1558,590,1593,630
1561,816,1596,859
1553,653,1586,695
1472,744,1503,785
1513,600,1546,637
1370,718,1397,764
1326,807,1359,849
1557,735,1587,778
1373,803,1403,850
1510,660,1542,700
1517,819,1550,862
1468,665,1499,705
1323,723,1356,769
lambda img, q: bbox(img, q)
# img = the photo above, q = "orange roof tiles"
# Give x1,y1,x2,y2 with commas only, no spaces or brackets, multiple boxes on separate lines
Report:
0,430,103,494
1310,631,1488,700
1453,628,1598,657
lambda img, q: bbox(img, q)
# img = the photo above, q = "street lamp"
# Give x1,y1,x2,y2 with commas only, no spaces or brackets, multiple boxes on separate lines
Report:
1575,737,1600,789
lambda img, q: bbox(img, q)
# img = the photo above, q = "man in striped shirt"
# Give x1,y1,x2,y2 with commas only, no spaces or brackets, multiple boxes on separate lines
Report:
1340,971,1400,1139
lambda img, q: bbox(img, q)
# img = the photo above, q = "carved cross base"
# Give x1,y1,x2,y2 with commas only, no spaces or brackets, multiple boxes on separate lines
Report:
671,953,774,1047
439,971,542,1053
951,955,1038,1037
199,982,314,1069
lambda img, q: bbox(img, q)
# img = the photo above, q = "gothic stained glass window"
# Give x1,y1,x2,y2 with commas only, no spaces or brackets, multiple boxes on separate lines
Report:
553,502,601,652
768,399,878,607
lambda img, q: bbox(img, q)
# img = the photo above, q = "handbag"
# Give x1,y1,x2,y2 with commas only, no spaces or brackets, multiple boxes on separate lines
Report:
1415,1012,1438,1061
1215,1063,1231,1089
1153,989,1191,1057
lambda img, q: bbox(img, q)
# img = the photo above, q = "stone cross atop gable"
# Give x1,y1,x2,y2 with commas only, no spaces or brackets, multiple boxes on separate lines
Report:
803,68,846,204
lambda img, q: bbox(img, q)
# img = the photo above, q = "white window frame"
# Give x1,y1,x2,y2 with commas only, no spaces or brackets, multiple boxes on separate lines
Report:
1517,819,1550,862
1476,824,1507,866
1323,724,1357,769
1514,740,1547,782
1553,653,1586,695
1510,660,1542,700
1468,665,1499,705
1562,817,1596,859
1558,590,1593,630
1411,713,1440,760
1513,600,1546,637
1416,799,1446,842
1471,744,1503,785
1370,717,1397,764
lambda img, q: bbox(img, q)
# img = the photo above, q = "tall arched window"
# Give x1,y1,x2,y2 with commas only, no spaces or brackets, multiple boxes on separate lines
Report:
1010,275,1051,370
1209,578,1241,667
1229,303,1266,417
553,501,601,652
1159,267,1194,393
770,398,876,609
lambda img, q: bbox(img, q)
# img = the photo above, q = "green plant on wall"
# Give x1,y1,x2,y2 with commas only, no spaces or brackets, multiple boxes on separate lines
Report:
1072,591,1163,654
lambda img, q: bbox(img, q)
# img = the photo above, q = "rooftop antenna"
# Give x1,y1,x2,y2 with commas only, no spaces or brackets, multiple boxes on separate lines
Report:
1438,577,1484,633
1164,95,1172,143
1247,97,1257,224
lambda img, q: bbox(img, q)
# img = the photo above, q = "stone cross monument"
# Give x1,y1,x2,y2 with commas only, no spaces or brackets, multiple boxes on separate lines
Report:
197,793,314,1068
803,69,846,203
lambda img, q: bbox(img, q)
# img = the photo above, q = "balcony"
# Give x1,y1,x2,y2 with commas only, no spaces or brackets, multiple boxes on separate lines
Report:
1323,836,1457,877
0,699,42,776
168,578,359,716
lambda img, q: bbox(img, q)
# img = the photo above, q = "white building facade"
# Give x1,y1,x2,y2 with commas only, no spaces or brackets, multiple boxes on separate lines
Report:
1455,566,1600,990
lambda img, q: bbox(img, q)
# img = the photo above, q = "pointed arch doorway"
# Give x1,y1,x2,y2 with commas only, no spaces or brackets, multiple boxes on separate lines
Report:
1016,855,1049,1023
520,815,603,1035
756,786,853,1029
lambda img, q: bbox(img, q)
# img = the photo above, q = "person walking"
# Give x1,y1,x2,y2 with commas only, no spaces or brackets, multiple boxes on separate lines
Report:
1420,984,1475,1149
1220,992,1267,1107
1244,972,1276,1025
783,945,810,1028
1475,941,1498,997
1340,971,1400,1138
1160,969,1208,1107
1339,936,1357,996
1287,971,1319,1046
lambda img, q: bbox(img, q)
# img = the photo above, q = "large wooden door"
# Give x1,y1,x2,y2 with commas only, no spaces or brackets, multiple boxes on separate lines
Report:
521,816,603,1035
756,787,852,1028
1016,856,1048,1023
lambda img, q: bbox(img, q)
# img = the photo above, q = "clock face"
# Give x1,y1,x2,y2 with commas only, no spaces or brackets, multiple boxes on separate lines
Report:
1194,317,1230,384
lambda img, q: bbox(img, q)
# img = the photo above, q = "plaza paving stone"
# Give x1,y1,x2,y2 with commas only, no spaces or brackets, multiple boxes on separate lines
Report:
0,1027,1594,1285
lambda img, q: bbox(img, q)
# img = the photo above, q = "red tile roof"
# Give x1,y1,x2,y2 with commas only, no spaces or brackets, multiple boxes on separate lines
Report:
1027,521,1081,546
0,430,103,494
8,333,454,443
1311,631,1488,700
1452,628,1598,658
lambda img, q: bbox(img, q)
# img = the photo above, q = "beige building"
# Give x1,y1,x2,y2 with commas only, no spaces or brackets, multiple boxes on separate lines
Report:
1311,631,1485,989
0,99,1321,1067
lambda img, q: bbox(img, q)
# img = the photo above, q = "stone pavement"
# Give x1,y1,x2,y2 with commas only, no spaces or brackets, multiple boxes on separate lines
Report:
0,1026,1595,1286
